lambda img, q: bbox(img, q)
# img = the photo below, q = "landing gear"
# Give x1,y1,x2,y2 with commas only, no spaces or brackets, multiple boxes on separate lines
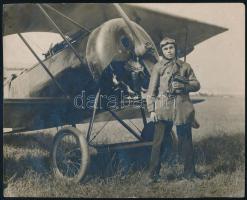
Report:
51,90,178,183
51,127,89,182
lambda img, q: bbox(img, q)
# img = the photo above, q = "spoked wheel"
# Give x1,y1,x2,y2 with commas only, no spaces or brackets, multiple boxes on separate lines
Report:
51,127,89,183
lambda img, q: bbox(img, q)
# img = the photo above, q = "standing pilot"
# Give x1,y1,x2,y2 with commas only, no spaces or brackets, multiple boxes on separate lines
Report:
146,37,201,183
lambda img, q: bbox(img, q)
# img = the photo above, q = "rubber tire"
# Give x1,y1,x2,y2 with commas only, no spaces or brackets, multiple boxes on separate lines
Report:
51,127,89,183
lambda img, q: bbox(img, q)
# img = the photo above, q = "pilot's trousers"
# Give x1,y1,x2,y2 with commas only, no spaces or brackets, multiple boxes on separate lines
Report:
148,120,195,178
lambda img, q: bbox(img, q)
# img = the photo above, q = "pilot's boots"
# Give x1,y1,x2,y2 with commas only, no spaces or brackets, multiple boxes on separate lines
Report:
176,124,196,179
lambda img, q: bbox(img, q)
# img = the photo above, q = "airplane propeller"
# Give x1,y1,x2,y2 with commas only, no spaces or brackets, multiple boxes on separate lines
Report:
86,4,159,81
113,3,147,57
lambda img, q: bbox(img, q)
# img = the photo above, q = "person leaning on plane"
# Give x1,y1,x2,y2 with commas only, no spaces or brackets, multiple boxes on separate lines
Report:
145,37,201,184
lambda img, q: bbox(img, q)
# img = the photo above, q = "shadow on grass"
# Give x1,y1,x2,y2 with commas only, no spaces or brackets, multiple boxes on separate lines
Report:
88,133,245,179
194,133,245,174
3,132,244,182
88,146,151,178
3,132,54,151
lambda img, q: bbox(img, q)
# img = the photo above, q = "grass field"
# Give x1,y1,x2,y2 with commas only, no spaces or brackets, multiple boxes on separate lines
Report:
3,96,245,197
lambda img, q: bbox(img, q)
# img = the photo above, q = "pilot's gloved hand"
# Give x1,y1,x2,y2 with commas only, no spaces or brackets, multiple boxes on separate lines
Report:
172,81,186,94
172,81,185,89
150,112,158,123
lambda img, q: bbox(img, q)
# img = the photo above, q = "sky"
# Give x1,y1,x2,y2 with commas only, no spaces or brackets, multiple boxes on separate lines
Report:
3,3,245,95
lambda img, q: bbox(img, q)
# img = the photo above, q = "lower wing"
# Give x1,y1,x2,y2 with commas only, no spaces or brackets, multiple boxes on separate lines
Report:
4,97,204,132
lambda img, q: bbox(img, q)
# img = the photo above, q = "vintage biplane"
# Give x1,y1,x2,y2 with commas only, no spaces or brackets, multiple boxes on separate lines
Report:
3,3,227,182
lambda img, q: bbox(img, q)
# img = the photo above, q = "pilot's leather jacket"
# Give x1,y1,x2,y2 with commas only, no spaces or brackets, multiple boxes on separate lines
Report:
146,58,200,125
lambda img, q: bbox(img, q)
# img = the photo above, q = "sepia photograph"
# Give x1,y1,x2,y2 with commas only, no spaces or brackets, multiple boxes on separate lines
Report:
2,2,245,198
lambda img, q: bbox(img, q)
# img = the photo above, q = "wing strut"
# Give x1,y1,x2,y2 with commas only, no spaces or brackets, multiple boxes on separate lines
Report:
184,26,188,62
86,88,101,141
17,33,69,98
43,4,91,34
37,4,92,75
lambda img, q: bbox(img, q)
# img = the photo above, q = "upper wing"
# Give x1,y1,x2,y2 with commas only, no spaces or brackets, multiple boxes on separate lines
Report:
120,4,228,57
3,3,227,57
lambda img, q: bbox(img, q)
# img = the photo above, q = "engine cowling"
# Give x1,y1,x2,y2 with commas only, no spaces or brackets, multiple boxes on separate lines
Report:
86,18,159,82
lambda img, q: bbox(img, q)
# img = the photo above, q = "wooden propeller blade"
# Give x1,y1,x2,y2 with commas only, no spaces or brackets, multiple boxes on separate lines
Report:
113,3,146,56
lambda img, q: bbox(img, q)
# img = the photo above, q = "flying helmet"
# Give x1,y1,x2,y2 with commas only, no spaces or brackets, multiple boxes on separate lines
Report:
160,37,176,48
